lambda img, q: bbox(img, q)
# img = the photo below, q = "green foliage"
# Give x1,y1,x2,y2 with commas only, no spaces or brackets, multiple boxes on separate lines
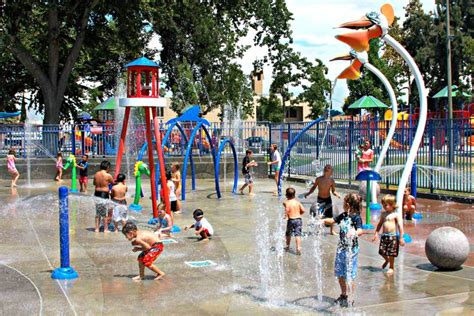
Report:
1,0,155,123
257,94,284,122
298,59,331,119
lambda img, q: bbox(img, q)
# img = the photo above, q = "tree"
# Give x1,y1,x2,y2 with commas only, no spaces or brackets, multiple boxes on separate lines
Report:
152,0,296,119
1,1,154,124
298,59,331,119
256,94,284,123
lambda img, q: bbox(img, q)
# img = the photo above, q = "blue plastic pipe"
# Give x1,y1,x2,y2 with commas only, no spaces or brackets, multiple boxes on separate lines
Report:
51,186,78,279
214,139,239,198
277,117,325,196
182,122,204,200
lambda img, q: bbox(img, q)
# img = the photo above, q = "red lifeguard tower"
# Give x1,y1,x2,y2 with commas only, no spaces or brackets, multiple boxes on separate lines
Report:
115,57,169,217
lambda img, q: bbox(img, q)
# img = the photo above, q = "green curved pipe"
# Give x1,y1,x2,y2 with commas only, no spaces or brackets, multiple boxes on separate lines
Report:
132,161,150,207
63,155,78,192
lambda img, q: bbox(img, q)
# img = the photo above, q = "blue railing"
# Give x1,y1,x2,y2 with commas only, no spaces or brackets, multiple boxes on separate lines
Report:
1,118,472,193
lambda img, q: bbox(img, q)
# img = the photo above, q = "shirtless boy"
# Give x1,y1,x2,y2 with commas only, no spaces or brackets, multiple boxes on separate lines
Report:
304,164,341,235
122,222,165,281
93,160,114,233
284,187,305,255
373,195,405,275
111,173,128,232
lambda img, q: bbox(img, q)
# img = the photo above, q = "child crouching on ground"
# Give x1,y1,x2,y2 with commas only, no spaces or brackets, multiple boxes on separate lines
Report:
284,187,305,255
373,194,405,275
122,222,165,281
321,193,364,308
402,187,417,220
184,209,214,241
155,204,173,238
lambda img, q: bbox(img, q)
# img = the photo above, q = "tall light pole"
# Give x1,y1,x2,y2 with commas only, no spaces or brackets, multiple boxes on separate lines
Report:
446,0,454,167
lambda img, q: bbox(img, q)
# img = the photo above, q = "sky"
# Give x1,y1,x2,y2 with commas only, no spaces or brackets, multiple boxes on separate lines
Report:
238,0,437,110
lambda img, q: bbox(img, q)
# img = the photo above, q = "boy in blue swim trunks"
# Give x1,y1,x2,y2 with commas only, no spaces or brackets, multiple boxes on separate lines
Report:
283,187,305,255
321,193,364,308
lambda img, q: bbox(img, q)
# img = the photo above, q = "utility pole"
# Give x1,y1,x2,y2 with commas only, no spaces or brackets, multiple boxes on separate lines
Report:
446,0,454,167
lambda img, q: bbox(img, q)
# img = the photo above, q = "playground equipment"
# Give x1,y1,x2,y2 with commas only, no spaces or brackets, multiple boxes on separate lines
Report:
336,4,428,238
51,186,78,280
425,227,469,270
63,155,78,193
355,170,381,229
114,57,170,221
129,161,150,211
277,117,325,196
331,49,398,211
164,106,238,200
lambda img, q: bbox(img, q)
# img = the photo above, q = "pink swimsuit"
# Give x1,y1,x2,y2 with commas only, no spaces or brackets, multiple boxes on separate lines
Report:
7,155,17,172
56,159,63,169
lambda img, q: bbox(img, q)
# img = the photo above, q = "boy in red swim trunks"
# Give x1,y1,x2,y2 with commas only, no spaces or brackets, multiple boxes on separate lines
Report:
77,154,89,192
122,222,165,281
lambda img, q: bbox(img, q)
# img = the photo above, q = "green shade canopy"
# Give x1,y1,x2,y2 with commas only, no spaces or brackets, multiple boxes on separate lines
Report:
93,97,116,111
432,85,471,98
348,95,389,110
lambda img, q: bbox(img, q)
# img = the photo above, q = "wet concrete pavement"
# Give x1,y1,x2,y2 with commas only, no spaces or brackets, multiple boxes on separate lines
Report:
0,178,472,315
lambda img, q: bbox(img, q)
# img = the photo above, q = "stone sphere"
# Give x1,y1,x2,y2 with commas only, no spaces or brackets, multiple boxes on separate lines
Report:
358,181,380,201
425,227,469,270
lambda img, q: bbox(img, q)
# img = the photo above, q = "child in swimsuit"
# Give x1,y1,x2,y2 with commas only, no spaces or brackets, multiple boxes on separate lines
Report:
123,222,165,281
93,160,114,233
77,154,89,192
184,209,214,241
373,194,405,275
284,187,305,255
155,204,173,238
55,153,63,181
320,193,364,308
402,187,417,220
304,164,341,235
111,173,128,232
6,149,20,187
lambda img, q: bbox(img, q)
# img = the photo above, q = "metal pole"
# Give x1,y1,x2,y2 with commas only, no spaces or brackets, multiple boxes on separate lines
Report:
446,0,454,167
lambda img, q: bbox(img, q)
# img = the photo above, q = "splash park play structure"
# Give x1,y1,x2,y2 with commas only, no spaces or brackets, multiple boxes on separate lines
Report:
0,4,472,315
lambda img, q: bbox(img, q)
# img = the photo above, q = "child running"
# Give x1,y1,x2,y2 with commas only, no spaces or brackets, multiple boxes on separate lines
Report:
93,160,114,233
77,154,89,192
122,222,165,281
55,153,63,181
373,194,405,275
184,209,214,241
155,204,173,238
111,173,128,232
402,187,417,220
283,187,305,255
304,164,341,235
320,193,364,308
239,149,258,195
6,149,20,187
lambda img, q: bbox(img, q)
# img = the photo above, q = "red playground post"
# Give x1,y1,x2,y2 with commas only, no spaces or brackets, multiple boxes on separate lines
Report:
116,57,169,221
153,117,171,215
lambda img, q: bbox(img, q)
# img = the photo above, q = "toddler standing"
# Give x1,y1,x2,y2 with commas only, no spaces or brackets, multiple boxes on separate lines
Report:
55,153,63,181
373,194,405,275
321,193,364,307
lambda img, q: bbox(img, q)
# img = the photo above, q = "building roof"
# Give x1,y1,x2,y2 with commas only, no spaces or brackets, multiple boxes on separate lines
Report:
125,57,159,68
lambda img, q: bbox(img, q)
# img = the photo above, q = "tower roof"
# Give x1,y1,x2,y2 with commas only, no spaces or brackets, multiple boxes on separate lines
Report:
125,57,159,68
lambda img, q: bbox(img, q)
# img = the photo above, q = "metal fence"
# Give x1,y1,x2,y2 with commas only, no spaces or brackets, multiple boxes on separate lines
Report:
1,118,472,194
270,118,473,194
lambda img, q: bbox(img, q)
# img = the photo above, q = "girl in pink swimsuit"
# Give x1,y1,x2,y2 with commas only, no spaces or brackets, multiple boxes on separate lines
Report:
55,153,63,181
7,149,20,187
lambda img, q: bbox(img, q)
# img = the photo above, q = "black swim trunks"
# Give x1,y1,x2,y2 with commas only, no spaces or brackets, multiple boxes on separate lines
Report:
316,196,333,218
379,233,399,257
286,218,303,237
94,191,110,217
